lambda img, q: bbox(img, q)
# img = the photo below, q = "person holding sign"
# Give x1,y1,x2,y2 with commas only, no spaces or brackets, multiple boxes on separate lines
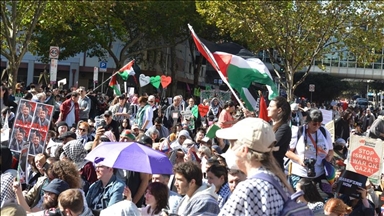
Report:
286,109,334,191
339,186,375,216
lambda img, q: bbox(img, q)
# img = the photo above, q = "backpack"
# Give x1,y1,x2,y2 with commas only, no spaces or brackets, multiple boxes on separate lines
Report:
252,172,314,216
297,125,327,141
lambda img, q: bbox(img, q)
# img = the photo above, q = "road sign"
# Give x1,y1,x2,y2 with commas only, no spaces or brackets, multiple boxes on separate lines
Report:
49,46,60,59
93,67,98,83
50,59,58,84
99,62,107,72
309,84,315,92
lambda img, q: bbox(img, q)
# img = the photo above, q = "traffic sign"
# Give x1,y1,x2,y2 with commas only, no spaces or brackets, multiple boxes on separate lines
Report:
309,84,315,92
49,46,60,59
93,67,98,83
99,62,107,72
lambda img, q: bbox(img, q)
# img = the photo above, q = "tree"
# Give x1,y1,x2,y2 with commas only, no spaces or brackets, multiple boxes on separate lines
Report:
30,1,204,92
196,1,384,101
1,1,47,88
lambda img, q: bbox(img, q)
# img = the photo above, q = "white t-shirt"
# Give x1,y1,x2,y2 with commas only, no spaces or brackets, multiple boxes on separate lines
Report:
290,126,333,178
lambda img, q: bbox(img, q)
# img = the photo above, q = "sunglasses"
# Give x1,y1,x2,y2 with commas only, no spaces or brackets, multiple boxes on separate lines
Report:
78,128,86,132
104,115,110,118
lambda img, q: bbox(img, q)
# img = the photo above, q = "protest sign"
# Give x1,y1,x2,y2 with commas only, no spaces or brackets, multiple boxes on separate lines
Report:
10,99,54,155
338,170,368,198
320,109,332,125
200,90,231,106
324,120,335,143
346,134,383,185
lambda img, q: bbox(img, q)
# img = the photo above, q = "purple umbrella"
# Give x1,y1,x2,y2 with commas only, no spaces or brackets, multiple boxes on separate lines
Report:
85,142,173,174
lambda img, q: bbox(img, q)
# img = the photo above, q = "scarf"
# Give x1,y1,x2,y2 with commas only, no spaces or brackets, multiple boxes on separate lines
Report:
136,104,150,128
217,182,231,208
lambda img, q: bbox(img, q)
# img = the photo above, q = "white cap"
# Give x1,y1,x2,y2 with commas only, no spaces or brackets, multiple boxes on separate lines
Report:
216,118,278,153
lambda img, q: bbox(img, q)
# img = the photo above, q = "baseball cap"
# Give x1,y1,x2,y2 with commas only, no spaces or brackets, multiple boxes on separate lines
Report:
131,124,139,130
137,135,153,146
104,110,112,117
58,131,77,140
216,118,278,153
1,202,26,216
42,179,70,195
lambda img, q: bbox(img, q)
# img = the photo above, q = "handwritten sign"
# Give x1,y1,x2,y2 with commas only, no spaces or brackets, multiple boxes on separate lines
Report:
346,135,383,185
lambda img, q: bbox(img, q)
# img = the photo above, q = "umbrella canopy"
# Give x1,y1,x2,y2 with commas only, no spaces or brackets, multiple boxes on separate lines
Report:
85,142,173,174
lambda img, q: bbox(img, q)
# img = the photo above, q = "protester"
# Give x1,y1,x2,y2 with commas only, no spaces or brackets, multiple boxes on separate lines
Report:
13,179,70,213
206,164,231,208
57,188,93,216
173,161,220,215
135,96,153,131
0,146,17,207
286,109,334,189
138,182,169,215
267,96,292,170
151,174,182,214
334,108,352,142
86,158,125,211
77,86,91,121
296,178,325,215
324,198,352,216
56,91,80,128
216,118,294,215
227,169,247,192
164,96,182,129
109,94,130,124
368,114,384,140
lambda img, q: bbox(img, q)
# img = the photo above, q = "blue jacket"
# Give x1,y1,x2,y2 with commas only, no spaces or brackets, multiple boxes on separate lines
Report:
86,174,125,210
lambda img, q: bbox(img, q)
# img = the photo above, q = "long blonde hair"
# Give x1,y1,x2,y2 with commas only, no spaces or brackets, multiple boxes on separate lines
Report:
245,142,293,193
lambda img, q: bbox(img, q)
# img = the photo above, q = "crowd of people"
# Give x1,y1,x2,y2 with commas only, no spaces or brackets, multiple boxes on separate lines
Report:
0,82,384,216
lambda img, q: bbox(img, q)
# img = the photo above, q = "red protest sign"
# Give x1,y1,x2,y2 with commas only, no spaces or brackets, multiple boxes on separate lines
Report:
350,146,380,177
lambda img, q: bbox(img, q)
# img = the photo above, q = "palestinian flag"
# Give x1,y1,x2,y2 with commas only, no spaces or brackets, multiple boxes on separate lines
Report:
118,59,135,81
188,24,278,110
109,75,121,96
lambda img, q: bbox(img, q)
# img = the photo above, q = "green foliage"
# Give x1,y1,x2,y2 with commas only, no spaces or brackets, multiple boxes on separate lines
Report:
293,73,349,102
196,1,384,101
31,1,202,68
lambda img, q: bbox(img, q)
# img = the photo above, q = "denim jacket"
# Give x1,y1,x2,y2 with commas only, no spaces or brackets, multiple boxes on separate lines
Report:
86,174,125,210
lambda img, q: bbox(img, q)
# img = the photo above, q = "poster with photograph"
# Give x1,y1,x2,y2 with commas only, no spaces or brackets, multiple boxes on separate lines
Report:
9,126,31,152
32,104,53,131
15,100,37,127
28,129,47,155
10,99,53,155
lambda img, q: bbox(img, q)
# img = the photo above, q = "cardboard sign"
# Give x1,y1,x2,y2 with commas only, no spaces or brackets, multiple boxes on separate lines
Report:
346,135,383,185
338,170,367,198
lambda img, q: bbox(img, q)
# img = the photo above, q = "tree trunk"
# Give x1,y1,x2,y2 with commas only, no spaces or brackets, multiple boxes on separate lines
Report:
8,63,19,91
169,47,177,97
193,55,203,87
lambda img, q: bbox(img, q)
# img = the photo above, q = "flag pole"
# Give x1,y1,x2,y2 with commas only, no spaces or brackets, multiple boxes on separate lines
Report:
88,70,119,95
188,24,245,109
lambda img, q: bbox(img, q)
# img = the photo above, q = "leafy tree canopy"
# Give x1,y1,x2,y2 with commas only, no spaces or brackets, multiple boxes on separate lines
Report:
196,1,384,101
